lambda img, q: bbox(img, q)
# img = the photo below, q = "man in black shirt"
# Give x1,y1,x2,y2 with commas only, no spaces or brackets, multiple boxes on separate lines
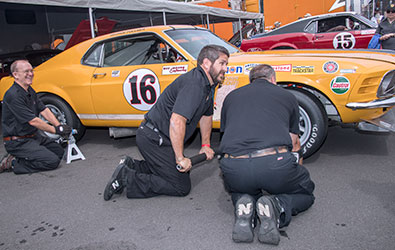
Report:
219,64,315,245
1,60,72,174
104,45,229,200
376,5,395,50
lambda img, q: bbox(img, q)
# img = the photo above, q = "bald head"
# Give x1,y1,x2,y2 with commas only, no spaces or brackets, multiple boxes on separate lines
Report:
249,64,276,84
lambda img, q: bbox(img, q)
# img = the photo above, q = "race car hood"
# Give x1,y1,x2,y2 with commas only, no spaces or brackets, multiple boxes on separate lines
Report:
229,49,395,65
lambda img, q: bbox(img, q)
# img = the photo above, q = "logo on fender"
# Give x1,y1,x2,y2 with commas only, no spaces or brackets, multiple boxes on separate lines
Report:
330,76,350,94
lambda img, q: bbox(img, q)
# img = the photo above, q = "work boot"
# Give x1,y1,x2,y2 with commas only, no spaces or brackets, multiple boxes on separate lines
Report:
103,163,128,201
256,195,281,245
232,194,254,243
0,153,14,173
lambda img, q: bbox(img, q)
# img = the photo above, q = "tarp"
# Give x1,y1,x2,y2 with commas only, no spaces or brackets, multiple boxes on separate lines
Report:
0,0,263,24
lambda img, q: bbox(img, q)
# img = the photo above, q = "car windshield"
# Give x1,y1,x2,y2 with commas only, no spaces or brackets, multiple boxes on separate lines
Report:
165,29,239,59
356,14,377,28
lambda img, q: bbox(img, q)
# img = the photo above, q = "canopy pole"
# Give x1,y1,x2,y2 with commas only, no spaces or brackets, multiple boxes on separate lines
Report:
239,18,242,44
163,11,167,25
149,13,153,26
206,14,210,29
89,8,95,38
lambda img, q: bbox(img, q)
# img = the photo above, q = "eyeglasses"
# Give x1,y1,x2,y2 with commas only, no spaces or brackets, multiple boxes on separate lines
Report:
387,10,395,13
16,69,34,74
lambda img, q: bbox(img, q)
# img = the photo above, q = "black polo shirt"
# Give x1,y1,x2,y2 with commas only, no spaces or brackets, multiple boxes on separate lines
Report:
145,65,215,141
220,79,299,156
2,82,46,137
376,18,395,50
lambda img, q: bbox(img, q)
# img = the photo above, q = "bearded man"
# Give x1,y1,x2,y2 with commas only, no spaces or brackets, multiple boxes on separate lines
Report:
104,45,229,200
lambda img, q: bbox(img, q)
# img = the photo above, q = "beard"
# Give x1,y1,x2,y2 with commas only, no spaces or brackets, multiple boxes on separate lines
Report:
209,66,225,86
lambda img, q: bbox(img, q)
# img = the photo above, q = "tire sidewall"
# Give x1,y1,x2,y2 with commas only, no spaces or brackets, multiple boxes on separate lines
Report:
288,89,328,158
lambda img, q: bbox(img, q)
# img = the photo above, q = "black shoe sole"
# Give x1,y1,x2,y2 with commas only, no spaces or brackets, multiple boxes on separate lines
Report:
256,196,280,245
103,164,125,201
232,195,254,243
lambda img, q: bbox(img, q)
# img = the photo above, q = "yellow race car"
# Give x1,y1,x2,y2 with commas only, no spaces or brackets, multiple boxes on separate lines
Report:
1,25,394,158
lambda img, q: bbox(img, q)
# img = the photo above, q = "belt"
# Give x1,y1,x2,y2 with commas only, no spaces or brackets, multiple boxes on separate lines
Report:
3,134,35,141
224,146,288,159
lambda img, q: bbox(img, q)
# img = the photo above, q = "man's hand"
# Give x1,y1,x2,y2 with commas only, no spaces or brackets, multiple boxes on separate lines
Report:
199,145,214,160
55,124,72,137
176,157,192,172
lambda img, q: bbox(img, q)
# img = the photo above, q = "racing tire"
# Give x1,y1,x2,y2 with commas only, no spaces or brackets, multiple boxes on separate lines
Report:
288,89,328,159
39,95,86,141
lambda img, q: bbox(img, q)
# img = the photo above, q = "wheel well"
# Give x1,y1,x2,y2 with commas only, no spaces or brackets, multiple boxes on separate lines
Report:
272,46,294,50
279,82,340,122
37,92,78,119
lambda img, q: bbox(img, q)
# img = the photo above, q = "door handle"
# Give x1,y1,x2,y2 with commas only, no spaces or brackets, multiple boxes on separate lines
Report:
93,72,106,78
315,35,324,39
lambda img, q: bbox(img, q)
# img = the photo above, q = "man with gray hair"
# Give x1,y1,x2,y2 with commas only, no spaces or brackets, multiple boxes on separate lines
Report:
1,59,71,174
219,64,315,245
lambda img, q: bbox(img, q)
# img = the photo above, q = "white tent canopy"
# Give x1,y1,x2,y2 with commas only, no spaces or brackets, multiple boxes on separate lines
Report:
0,0,263,24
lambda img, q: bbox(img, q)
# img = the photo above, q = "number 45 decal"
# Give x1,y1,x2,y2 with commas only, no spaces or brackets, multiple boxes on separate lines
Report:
123,69,161,111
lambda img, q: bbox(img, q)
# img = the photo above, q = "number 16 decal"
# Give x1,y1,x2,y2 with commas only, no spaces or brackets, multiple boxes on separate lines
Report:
123,69,161,111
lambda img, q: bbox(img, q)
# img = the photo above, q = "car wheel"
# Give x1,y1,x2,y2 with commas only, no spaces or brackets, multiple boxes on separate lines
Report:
39,95,86,141
288,89,328,158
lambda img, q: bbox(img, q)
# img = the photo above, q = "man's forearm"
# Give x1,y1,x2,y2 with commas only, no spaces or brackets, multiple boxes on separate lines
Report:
169,113,187,161
29,117,56,134
40,108,60,127
199,115,212,145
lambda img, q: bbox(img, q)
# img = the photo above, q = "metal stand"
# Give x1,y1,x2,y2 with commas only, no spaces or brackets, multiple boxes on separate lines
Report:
66,134,85,164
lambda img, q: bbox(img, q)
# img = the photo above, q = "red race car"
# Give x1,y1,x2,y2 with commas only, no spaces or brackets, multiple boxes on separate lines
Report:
241,12,377,51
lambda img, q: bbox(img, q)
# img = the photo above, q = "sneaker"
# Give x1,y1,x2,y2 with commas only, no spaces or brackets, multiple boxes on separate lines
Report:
103,163,127,201
0,153,14,173
256,196,281,245
119,155,135,169
232,194,254,243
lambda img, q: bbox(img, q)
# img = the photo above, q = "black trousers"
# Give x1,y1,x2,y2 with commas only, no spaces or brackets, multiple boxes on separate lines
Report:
4,134,64,175
220,151,315,228
125,122,191,198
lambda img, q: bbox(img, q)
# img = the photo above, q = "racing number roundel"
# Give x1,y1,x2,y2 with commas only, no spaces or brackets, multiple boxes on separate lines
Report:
333,32,356,49
123,69,160,111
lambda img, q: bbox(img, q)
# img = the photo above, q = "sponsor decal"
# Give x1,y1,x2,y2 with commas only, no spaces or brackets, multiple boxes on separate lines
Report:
323,61,339,74
330,76,350,94
244,63,259,75
340,69,356,74
333,32,355,49
112,70,120,77
273,64,292,72
292,66,314,74
329,0,345,12
162,65,188,75
361,30,376,35
123,68,161,111
226,66,243,74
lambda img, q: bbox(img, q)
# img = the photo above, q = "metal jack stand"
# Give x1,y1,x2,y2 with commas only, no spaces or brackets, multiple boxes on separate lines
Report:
66,131,86,164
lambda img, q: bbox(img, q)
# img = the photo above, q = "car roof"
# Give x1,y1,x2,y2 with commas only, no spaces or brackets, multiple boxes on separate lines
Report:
253,12,363,38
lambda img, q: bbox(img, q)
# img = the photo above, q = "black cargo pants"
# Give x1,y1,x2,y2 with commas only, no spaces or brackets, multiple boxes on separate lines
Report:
125,121,191,198
220,151,315,228
4,134,64,175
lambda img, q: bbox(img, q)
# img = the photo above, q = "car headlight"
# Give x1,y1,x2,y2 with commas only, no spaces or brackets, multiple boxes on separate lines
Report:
377,70,395,98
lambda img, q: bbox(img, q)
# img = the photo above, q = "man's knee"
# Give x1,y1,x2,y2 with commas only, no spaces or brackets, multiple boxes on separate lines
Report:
175,180,191,196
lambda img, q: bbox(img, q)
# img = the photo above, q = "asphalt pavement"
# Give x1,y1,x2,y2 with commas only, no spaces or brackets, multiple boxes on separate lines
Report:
0,126,394,250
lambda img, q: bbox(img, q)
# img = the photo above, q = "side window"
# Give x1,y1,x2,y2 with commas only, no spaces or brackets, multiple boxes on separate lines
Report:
101,35,186,67
305,21,316,33
83,44,103,67
318,17,347,33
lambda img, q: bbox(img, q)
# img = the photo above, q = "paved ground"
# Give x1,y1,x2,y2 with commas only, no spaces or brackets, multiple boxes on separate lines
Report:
0,126,394,250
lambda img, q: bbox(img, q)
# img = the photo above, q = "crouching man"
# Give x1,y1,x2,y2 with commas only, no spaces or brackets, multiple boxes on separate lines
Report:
219,64,315,245
1,60,71,174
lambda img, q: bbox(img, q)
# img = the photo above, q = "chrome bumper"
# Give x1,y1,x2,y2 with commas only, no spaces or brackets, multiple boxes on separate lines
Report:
346,96,395,110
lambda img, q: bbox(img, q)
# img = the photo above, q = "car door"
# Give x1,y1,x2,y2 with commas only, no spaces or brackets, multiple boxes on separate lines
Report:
87,33,194,127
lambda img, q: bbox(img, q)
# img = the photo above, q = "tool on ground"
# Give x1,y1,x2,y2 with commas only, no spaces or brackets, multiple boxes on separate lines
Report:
176,150,220,170
66,129,86,164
